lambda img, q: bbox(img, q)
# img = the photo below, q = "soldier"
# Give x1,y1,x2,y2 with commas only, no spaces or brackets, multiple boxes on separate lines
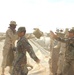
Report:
1,21,18,75
49,31,55,75
11,27,40,75
49,30,63,75
50,29,74,75
57,28,69,75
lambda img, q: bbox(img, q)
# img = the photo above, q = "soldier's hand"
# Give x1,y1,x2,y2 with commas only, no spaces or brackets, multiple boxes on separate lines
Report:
36,59,40,64
50,31,57,39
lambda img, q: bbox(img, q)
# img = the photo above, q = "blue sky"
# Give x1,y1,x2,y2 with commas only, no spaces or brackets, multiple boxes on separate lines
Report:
0,0,74,33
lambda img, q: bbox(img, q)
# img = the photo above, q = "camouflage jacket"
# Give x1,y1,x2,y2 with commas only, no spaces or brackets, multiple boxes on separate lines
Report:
15,36,39,65
56,37,74,60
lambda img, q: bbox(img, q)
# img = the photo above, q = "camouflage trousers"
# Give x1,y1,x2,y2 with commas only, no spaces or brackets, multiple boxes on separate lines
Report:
62,59,74,75
11,64,28,75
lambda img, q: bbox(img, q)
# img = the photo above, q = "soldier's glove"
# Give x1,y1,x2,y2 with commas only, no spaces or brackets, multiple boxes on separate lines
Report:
36,59,40,64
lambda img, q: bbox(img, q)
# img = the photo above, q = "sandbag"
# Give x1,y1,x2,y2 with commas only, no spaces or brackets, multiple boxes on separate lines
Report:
33,29,43,39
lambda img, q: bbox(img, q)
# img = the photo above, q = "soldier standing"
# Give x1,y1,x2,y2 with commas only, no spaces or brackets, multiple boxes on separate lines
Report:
1,21,18,75
49,30,62,75
57,28,69,75
50,29,74,75
11,27,40,75
49,31,55,74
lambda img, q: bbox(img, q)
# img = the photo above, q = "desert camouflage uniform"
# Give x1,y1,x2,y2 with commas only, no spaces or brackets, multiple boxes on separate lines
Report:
2,28,18,68
49,37,61,75
57,42,66,75
49,32,63,75
49,38,54,73
12,36,39,75
57,31,68,75
56,37,74,75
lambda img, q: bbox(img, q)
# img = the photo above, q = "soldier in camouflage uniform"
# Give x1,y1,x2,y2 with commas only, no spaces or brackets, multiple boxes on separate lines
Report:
50,29,74,75
11,27,40,75
1,21,18,75
49,32,55,75
57,28,69,75
49,30,62,75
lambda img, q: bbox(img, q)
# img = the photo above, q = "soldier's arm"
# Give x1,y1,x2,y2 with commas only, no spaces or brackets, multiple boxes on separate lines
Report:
7,29,18,41
55,37,69,43
50,30,69,43
22,38,40,63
